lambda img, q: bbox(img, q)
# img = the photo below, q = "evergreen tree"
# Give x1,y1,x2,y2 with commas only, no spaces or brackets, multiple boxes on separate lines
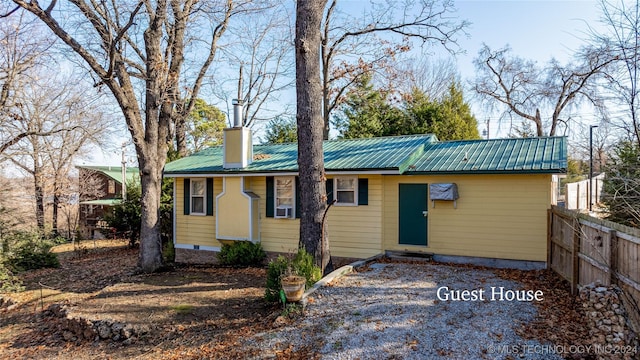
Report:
335,78,480,141
601,141,640,227
186,99,226,153
333,75,404,139
263,116,298,144
406,83,481,141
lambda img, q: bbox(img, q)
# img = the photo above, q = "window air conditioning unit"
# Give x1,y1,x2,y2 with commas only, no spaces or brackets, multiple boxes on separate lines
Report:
275,205,293,218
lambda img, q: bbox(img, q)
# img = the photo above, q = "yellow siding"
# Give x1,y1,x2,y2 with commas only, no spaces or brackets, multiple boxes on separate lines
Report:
175,177,222,248
247,176,384,258
174,173,551,262
325,175,383,258
249,177,299,253
383,174,552,261
217,177,251,240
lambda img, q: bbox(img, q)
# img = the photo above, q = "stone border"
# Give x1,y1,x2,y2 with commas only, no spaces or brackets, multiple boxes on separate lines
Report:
45,303,150,344
579,283,639,360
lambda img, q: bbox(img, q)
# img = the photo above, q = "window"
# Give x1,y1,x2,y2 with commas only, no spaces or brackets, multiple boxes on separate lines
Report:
191,179,205,215
335,177,357,205
108,180,115,194
275,177,295,218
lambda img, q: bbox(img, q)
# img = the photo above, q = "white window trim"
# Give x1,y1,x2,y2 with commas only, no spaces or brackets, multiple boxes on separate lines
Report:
190,178,206,215
334,176,358,206
275,176,295,219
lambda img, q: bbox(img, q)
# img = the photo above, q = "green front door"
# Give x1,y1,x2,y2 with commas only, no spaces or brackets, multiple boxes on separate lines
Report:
399,183,428,246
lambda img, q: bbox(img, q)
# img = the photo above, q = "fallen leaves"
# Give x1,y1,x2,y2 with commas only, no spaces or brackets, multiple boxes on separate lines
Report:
494,268,592,359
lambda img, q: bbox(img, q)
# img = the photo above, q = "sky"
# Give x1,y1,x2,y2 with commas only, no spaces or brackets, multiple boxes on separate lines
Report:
446,0,604,137
86,0,605,166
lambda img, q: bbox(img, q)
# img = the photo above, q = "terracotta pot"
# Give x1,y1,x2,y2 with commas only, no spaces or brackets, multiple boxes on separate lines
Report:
281,275,306,302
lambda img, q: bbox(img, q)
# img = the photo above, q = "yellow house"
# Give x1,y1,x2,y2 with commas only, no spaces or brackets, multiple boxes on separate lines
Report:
164,129,567,268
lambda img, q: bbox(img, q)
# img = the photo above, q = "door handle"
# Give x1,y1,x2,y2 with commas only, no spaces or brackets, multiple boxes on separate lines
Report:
422,211,428,217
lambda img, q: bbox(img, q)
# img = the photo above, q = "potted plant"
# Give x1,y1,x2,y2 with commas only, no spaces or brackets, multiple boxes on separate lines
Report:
265,248,321,303
280,267,306,302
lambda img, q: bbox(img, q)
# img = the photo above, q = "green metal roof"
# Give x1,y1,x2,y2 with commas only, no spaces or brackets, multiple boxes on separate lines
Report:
79,199,122,206
163,134,567,175
164,134,437,174
409,137,567,174
77,166,140,184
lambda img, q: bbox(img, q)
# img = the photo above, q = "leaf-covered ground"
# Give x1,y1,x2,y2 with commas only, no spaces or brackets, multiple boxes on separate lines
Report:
0,240,279,359
0,240,591,359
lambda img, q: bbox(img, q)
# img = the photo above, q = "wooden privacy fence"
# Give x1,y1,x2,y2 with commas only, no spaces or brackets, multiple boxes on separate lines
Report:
548,205,640,328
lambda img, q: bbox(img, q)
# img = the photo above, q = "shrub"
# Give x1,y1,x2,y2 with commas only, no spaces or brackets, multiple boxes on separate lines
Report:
163,240,175,264
105,182,142,247
264,248,322,302
265,255,290,302
292,250,322,288
0,262,24,293
217,241,266,267
3,231,59,272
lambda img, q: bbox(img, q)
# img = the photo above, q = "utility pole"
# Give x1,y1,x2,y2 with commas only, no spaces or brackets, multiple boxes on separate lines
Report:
589,125,598,212
482,119,490,139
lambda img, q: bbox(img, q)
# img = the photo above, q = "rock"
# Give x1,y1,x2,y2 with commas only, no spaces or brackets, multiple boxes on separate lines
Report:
112,322,124,334
274,316,288,326
121,325,134,339
579,284,636,355
613,325,624,333
97,322,111,339
599,325,612,333
63,330,75,341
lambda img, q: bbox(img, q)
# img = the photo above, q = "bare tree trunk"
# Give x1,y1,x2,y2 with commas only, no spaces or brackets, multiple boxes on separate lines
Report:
52,180,59,237
296,0,331,273
535,109,544,137
12,0,235,273
33,165,45,231
138,155,164,272
175,117,188,157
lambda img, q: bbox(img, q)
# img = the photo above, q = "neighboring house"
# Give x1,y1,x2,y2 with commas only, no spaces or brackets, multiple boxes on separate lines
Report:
77,165,139,239
164,127,567,268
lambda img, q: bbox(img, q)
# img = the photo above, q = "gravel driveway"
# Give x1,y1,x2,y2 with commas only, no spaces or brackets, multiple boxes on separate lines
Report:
247,261,565,360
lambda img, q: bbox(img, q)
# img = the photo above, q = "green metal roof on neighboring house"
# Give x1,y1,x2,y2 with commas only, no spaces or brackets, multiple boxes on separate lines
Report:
163,134,567,176
409,137,567,174
79,199,122,206
77,166,140,184
164,134,437,174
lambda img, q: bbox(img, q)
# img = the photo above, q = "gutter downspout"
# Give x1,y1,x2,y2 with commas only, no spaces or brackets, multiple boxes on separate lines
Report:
321,199,337,275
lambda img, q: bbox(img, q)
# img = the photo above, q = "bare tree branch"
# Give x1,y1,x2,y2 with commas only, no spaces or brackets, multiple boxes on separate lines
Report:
0,126,81,154
320,0,468,139
473,44,614,136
